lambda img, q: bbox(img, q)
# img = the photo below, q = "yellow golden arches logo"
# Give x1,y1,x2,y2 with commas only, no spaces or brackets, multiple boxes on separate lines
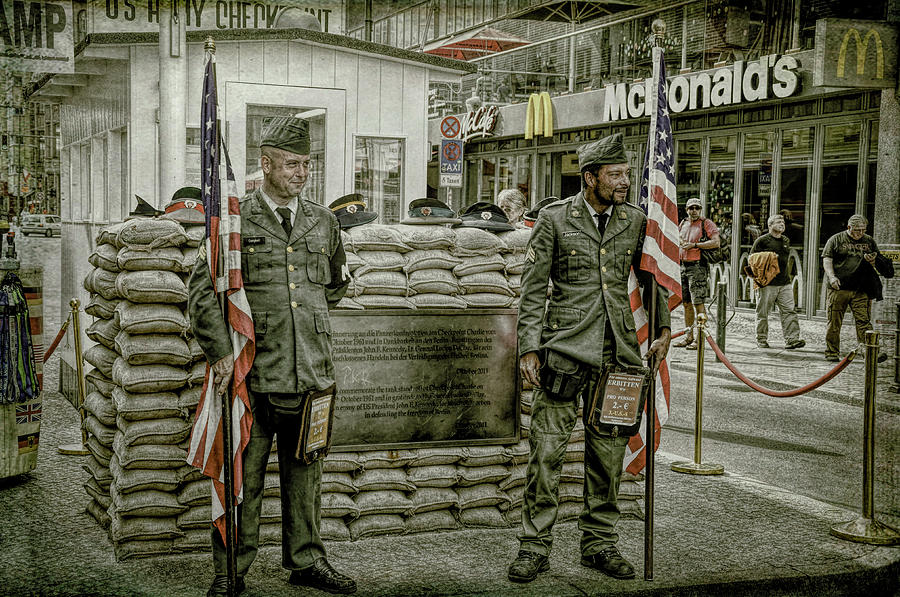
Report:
837,27,884,79
525,92,554,140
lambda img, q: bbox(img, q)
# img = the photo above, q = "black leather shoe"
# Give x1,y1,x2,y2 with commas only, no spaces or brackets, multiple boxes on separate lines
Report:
581,545,635,579
507,550,549,583
207,575,245,597
289,558,357,594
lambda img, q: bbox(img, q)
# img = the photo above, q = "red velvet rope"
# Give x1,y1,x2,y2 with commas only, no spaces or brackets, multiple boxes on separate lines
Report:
703,333,856,397
670,327,691,340
43,317,70,362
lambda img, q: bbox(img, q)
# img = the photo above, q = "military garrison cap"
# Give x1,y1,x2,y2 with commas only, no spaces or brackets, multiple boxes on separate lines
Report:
329,193,378,229
259,116,310,155
577,133,627,172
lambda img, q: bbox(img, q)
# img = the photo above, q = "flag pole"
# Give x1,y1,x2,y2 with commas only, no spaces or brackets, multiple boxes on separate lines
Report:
205,35,238,597
643,18,667,582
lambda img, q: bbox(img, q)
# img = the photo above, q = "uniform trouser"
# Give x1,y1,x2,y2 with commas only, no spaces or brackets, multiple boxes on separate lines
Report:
212,391,326,576
518,373,629,558
825,289,872,358
755,283,800,343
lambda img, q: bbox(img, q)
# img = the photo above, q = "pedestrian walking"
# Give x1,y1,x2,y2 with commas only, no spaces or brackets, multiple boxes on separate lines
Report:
188,116,355,596
673,197,719,349
509,132,671,583
749,214,805,349
821,214,894,362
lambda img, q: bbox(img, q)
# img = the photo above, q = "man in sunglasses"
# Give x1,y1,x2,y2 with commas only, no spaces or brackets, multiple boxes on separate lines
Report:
673,197,720,349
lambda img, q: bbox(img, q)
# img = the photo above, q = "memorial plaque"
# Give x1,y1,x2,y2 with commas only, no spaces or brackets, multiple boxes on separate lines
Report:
329,309,519,450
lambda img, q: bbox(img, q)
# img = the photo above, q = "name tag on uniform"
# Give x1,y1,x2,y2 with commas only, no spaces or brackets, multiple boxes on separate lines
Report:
563,231,583,238
243,237,265,246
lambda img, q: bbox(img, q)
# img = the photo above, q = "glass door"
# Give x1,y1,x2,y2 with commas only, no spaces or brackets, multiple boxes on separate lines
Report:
707,134,737,303
739,131,776,306
778,126,815,313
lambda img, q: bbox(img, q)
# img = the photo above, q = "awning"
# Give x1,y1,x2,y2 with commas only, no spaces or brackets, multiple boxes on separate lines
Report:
506,0,642,23
424,26,531,61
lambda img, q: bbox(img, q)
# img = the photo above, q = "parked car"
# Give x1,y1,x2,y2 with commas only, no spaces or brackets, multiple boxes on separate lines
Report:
21,214,61,237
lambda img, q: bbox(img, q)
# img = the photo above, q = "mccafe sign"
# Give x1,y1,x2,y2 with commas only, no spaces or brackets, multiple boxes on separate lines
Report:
603,54,800,122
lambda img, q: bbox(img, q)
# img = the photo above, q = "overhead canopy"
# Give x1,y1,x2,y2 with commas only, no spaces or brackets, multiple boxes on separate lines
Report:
424,26,531,61
506,0,642,23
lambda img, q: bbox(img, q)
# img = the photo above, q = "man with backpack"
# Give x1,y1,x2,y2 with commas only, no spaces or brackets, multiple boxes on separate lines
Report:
673,197,720,349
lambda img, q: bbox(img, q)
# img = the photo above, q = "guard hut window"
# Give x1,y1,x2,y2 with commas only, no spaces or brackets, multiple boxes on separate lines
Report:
354,137,404,225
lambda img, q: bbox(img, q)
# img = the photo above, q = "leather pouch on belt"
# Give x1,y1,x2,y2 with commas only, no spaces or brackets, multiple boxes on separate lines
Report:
539,350,590,401
294,384,337,464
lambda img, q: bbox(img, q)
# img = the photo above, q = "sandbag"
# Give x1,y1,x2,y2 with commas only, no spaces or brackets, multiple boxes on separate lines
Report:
499,466,526,491
352,295,415,309
410,294,467,309
178,479,212,506
181,247,200,271
113,431,189,470
348,224,411,253
457,483,511,510
86,434,114,467
183,225,205,248
460,446,512,467
360,450,417,469
354,468,415,493
322,472,357,495
394,224,456,250
115,330,191,367
508,274,522,295
113,358,189,393
84,478,112,510
86,316,120,350
113,539,177,560
110,454,182,494
118,416,192,447
462,293,513,308
176,504,211,530
321,492,359,519
88,243,121,272
113,387,182,421
408,269,460,295
96,221,128,248
457,464,510,487
116,301,189,335
110,512,183,540
179,386,203,411
321,517,351,542
407,465,457,488
348,514,405,540
117,218,188,248
353,271,408,296
116,271,188,304
409,447,463,467
405,510,458,534
117,246,184,272
84,391,117,427
403,249,462,273
340,230,354,254
188,361,206,386
505,254,526,275
451,227,507,256
85,268,120,300
453,254,507,277
84,343,118,379
335,297,365,310
354,251,407,273
410,487,458,514
345,251,364,272
496,228,532,253
85,294,119,319
355,490,413,517
111,484,188,518
324,452,362,473
82,455,112,488
83,414,116,447
459,271,514,296
459,505,508,528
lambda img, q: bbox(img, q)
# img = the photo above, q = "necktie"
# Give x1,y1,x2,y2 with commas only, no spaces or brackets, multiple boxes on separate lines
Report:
595,212,608,238
276,207,293,237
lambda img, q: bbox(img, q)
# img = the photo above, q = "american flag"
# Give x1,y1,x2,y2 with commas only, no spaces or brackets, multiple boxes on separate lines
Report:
186,52,256,544
623,46,681,475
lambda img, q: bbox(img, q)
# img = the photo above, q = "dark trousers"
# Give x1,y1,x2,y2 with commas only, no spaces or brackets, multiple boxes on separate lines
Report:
212,391,326,576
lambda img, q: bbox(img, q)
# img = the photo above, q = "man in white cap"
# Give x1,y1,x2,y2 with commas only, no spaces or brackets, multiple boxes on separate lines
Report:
673,197,720,349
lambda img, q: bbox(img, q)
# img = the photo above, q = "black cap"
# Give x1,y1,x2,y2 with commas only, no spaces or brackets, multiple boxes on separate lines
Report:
160,186,205,224
523,196,559,228
328,193,378,229
129,195,164,217
400,198,461,225
260,116,310,155
577,133,627,172
454,201,515,232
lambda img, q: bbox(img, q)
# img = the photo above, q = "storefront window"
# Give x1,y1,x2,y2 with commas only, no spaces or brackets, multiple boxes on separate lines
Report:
498,154,532,204
707,134,736,299
479,157,497,206
740,131,774,250
354,137,404,224
816,122,862,312
245,105,326,205
625,141,643,206
779,126,815,313
675,138,702,220
865,121,878,226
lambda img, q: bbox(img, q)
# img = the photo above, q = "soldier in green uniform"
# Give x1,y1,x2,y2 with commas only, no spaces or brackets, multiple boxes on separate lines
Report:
189,116,355,596
508,133,671,583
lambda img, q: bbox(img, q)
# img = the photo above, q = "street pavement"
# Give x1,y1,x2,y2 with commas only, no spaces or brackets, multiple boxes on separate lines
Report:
1,234,898,596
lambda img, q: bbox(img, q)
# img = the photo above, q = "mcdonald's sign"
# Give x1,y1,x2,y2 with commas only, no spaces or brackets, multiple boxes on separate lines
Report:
814,19,898,88
525,92,553,140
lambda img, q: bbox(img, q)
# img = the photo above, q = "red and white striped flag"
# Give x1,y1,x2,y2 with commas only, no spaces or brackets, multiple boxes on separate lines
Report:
624,45,681,475
186,52,256,543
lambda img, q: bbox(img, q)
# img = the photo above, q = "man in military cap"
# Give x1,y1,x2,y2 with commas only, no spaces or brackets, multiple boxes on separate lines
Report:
509,132,671,583
189,115,354,596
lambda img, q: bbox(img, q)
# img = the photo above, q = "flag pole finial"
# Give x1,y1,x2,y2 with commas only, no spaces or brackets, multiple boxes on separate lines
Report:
651,19,666,48
205,36,216,54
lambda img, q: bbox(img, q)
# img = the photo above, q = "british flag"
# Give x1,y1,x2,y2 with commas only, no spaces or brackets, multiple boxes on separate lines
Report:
624,46,682,475
15,402,41,425
186,51,256,544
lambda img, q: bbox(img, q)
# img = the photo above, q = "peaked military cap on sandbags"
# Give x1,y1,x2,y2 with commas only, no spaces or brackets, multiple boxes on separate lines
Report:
328,193,378,229
400,198,461,225
129,195,164,218
161,186,205,224
454,201,515,232
577,132,627,172
259,116,310,155
523,196,559,228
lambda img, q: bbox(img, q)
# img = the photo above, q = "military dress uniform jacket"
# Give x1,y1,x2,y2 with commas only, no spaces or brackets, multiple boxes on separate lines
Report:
188,189,350,394
518,192,670,370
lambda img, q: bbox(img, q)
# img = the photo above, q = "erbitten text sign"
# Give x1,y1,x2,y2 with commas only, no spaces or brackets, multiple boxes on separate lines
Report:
329,309,519,450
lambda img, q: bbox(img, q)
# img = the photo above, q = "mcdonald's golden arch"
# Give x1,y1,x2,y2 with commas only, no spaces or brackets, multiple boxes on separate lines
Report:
525,92,554,140
814,18,898,89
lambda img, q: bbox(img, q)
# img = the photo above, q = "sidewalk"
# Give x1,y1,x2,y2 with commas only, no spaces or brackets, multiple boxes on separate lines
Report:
2,310,899,597
667,307,900,413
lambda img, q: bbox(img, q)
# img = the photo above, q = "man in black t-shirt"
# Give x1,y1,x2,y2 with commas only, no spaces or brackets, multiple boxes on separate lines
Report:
821,214,890,362
750,214,804,349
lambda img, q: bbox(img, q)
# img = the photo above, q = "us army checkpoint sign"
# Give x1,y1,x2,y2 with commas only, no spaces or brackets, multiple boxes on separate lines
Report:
0,0,74,74
814,18,898,88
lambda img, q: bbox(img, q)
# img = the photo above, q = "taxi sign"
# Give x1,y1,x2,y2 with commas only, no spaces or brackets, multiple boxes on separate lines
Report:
439,139,463,188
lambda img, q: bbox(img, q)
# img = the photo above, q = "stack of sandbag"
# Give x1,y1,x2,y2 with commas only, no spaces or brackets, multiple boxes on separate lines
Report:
497,228,532,307
83,217,209,559
338,224,414,309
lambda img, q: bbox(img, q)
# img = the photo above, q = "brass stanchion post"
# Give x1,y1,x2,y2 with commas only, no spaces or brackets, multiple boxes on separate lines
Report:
671,313,724,475
58,298,90,455
830,331,900,545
